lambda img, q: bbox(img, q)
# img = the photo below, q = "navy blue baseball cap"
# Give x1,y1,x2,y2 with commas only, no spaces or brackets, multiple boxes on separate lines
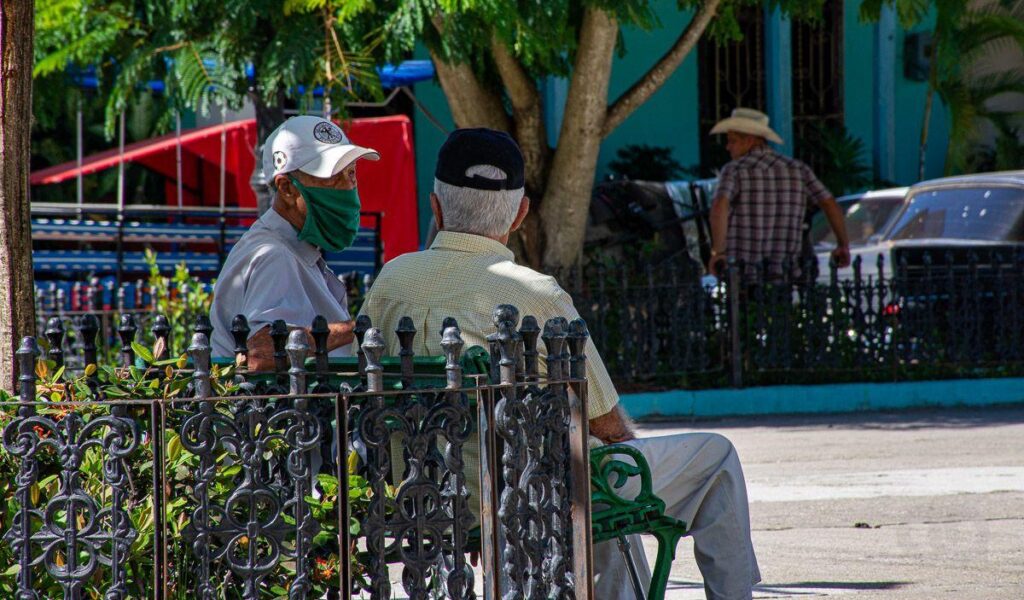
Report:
435,128,525,191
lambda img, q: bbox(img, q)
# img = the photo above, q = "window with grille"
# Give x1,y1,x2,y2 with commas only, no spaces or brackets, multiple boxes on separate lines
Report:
697,6,766,174
697,3,845,175
791,1,845,174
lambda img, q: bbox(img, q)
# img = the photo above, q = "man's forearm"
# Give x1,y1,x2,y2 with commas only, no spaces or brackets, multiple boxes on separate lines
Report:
326,320,355,351
710,195,730,254
243,321,354,371
589,405,636,444
820,198,850,247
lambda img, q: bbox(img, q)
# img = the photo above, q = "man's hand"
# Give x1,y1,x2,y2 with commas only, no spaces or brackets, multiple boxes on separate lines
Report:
709,194,730,277
831,244,851,269
243,320,355,371
707,252,726,278
819,197,851,269
244,327,277,372
589,406,636,444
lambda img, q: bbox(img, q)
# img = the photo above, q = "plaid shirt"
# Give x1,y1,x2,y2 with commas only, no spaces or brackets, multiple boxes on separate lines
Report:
358,231,619,522
716,147,832,273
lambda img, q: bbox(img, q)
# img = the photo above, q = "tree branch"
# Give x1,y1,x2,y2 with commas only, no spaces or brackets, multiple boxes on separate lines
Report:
602,0,723,137
428,14,509,131
490,33,549,193
540,6,619,269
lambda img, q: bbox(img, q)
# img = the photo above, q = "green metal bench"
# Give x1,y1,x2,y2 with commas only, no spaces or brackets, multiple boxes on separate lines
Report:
590,444,689,600
220,347,687,599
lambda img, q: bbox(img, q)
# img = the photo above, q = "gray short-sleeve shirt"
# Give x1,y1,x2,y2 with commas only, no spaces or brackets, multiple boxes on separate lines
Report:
209,208,352,358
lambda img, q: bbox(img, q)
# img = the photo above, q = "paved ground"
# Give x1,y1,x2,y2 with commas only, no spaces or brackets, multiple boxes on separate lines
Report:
634,405,1024,599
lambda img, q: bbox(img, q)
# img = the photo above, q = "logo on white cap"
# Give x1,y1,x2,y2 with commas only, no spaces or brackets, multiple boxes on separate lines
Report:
313,122,344,144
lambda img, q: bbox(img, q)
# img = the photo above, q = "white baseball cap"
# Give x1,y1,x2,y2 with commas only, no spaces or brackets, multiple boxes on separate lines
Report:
262,115,380,183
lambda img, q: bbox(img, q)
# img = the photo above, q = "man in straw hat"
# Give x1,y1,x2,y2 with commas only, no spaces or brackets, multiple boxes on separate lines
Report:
707,108,850,279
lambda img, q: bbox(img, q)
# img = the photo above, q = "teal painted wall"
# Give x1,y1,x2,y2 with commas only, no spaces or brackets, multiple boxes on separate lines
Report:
893,14,950,184
843,2,875,174
596,2,701,180
411,44,455,246
407,1,953,245
844,4,949,186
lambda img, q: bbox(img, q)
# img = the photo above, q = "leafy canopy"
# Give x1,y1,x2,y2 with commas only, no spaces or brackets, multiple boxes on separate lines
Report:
33,0,384,138
326,0,826,85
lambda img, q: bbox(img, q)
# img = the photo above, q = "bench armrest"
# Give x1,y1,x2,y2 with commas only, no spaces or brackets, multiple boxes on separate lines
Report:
589,443,666,515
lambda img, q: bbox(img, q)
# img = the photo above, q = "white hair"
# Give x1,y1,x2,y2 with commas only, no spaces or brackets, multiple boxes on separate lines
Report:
433,165,524,238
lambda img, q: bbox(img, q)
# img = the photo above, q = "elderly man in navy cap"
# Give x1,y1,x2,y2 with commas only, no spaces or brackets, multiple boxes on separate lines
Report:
360,128,761,600
210,116,379,368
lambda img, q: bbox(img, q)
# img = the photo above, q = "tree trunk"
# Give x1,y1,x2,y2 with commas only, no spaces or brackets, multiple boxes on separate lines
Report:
249,88,286,143
491,35,550,193
918,27,941,181
918,85,934,181
0,0,37,391
429,49,509,132
539,8,618,271
248,87,286,214
490,35,551,268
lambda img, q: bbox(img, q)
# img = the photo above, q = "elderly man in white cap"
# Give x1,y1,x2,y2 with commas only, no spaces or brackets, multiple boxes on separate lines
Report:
707,108,850,279
209,116,379,369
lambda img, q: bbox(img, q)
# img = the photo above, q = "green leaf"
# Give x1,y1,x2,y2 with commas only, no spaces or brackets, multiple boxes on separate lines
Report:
316,473,339,494
166,434,182,463
131,342,154,364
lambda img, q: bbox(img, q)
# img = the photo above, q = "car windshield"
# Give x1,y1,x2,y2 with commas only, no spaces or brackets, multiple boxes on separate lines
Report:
811,196,903,247
886,186,1024,242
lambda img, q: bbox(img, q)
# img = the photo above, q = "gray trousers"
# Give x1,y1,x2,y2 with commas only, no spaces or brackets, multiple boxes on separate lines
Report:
592,433,761,600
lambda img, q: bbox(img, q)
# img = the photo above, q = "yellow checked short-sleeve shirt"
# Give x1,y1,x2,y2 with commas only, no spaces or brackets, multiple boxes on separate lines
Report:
357,231,620,519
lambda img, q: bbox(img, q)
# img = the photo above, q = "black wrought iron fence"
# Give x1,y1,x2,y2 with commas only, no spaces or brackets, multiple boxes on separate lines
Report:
3,305,594,599
34,272,374,370
564,249,1024,389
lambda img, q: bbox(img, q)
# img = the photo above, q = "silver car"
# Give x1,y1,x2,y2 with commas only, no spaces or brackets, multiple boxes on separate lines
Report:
816,172,1024,282
810,187,908,252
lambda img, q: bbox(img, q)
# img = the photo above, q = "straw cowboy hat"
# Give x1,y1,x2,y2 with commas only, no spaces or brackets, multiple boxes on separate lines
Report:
710,108,784,145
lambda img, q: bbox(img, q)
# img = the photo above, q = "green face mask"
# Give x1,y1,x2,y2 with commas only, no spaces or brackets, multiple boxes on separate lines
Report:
289,176,361,252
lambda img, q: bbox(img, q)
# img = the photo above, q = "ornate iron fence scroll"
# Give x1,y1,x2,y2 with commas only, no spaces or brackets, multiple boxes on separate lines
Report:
3,305,593,599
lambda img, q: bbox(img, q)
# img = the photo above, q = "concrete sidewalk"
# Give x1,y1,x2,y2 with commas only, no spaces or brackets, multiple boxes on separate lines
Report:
633,406,1024,599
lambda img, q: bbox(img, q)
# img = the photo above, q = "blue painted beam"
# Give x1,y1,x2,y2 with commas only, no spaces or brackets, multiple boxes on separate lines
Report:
621,378,1024,420
764,6,793,155
874,6,897,183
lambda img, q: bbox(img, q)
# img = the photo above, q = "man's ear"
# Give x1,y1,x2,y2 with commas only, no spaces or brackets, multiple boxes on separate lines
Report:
430,193,444,231
274,174,296,204
510,196,530,232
